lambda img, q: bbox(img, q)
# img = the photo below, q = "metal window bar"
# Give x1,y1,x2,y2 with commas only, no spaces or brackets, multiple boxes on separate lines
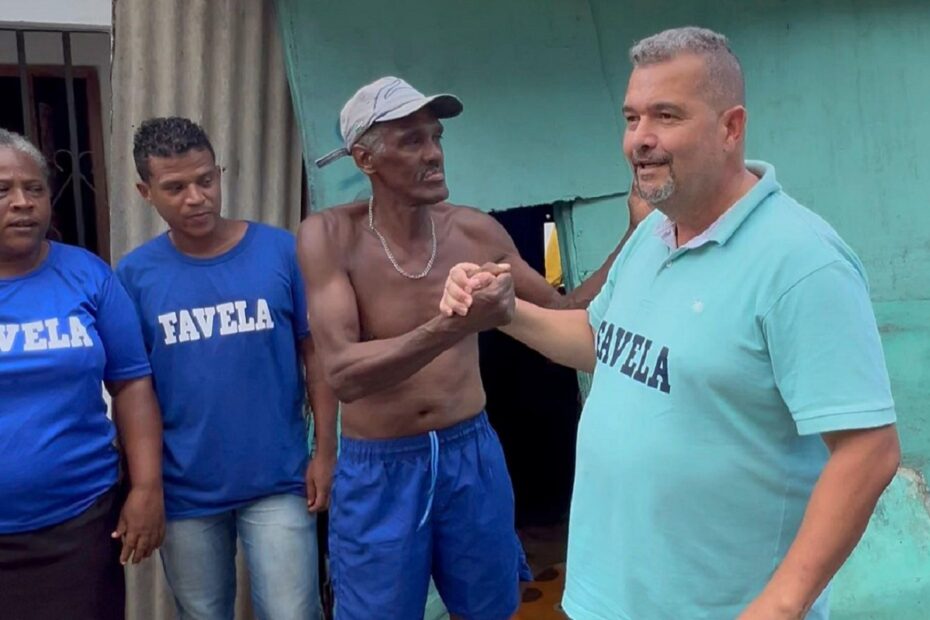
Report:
15,31,34,144
1,27,87,248
61,32,86,247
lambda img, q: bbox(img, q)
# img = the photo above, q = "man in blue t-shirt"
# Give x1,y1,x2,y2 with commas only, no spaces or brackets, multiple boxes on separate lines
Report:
441,27,900,620
117,117,336,620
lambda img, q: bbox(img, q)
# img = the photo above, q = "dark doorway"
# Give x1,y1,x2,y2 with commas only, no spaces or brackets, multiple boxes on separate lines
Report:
0,66,108,260
480,205,581,530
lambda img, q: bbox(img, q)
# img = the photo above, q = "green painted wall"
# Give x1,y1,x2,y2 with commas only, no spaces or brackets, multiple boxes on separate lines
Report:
277,1,930,616
276,0,627,212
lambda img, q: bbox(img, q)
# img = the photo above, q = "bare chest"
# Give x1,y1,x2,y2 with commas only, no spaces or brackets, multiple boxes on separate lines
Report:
347,230,499,340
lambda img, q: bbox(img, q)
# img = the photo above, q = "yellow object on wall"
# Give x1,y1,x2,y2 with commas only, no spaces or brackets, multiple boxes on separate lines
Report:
545,229,563,287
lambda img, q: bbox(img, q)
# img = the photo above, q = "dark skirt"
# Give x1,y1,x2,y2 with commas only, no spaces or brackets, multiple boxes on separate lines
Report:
0,486,124,620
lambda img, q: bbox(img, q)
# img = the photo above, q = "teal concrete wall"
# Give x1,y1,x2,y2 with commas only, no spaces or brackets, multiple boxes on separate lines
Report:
276,0,627,212
277,1,930,616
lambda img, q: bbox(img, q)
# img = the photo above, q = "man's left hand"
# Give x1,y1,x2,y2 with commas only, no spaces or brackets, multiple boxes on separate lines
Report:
306,452,336,512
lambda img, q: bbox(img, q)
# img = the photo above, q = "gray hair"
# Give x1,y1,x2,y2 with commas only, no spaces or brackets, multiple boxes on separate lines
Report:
354,122,387,155
0,128,50,182
630,27,744,109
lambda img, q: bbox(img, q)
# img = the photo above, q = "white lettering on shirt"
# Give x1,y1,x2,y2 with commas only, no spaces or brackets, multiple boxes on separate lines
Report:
157,299,275,346
177,310,200,343
0,316,95,353
157,313,179,345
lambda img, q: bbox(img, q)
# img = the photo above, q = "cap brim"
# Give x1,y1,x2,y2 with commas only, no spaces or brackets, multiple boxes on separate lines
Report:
314,147,349,168
425,94,464,119
318,93,464,168
377,93,463,123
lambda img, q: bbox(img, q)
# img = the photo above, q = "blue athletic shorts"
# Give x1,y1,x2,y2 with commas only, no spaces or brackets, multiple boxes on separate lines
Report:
329,411,532,620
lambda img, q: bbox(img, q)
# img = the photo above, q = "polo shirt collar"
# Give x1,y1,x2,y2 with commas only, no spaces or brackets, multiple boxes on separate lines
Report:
653,161,781,250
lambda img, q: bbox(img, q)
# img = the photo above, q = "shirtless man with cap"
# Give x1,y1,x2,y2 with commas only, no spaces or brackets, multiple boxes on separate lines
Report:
298,76,647,619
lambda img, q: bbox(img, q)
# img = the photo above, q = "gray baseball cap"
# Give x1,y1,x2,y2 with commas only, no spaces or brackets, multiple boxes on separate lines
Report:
315,76,463,168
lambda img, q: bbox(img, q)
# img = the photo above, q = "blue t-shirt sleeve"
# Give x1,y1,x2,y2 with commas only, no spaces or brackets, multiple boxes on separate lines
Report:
763,259,895,435
96,272,152,381
289,246,310,341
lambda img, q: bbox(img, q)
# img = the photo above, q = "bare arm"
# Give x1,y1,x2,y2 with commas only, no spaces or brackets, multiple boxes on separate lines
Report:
739,425,900,619
473,192,650,310
471,212,590,310
301,335,339,512
297,213,510,403
440,192,652,370
549,192,652,307
542,225,631,309
302,336,338,456
106,376,165,564
500,299,597,372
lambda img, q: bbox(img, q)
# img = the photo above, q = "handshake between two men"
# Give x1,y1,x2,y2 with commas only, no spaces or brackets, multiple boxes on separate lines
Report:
439,257,602,375
439,261,514,324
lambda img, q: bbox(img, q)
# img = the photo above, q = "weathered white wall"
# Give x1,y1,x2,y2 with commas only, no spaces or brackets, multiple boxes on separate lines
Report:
109,0,303,263
0,0,111,30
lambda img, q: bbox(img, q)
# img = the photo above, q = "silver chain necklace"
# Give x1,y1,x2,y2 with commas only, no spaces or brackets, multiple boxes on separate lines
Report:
368,197,437,280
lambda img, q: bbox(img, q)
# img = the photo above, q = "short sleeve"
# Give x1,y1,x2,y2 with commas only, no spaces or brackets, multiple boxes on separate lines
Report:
96,273,152,381
289,247,310,341
763,259,895,435
587,255,620,330
587,211,657,330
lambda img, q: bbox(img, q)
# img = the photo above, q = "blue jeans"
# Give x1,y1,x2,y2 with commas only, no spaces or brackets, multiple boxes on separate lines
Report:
160,494,321,620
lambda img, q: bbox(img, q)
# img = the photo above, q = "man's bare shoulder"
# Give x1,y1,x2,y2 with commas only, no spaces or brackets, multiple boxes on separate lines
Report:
298,201,368,261
300,202,367,238
306,201,368,227
441,202,497,231
442,201,488,221
441,202,510,244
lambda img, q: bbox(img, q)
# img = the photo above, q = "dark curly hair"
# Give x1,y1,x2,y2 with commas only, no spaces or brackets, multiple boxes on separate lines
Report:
133,117,216,181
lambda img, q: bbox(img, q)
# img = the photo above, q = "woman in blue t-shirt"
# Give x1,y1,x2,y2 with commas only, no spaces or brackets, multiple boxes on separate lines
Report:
0,129,165,619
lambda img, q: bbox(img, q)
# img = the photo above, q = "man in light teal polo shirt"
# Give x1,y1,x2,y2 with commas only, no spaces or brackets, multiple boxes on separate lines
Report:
440,27,900,620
